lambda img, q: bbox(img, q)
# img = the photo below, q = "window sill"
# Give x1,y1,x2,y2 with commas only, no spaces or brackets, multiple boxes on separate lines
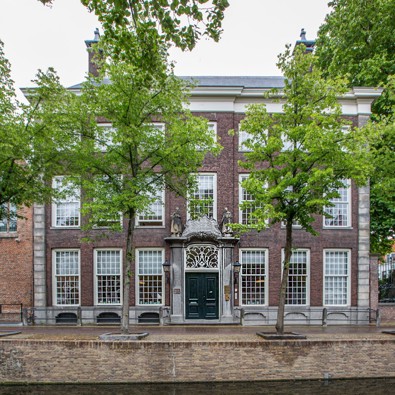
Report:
95,303,122,306
50,227,81,230
0,232,18,239
135,225,165,229
323,226,353,230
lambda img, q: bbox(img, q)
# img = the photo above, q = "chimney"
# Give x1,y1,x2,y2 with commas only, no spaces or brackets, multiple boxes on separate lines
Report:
294,28,315,54
85,28,101,77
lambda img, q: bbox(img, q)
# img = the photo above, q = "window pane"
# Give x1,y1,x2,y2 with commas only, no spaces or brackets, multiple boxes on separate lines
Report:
138,250,163,304
55,250,79,305
53,177,80,227
189,174,215,219
0,203,17,232
96,250,121,304
286,250,308,305
138,189,164,225
239,175,265,225
324,251,349,305
324,181,350,227
241,250,266,305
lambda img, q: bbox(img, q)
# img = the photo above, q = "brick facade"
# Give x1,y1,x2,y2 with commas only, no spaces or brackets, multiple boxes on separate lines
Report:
28,43,381,325
38,103,377,325
0,206,33,310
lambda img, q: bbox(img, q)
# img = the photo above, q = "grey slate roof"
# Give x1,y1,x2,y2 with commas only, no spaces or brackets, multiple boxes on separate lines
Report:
68,76,285,90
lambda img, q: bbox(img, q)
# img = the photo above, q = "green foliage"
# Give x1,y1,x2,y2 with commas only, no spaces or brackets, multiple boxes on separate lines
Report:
316,0,395,254
237,44,373,235
238,44,374,334
0,40,77,220
70,59,221,229
40,0,229,52
82,0,229,51
316,0,395,88
368,113,395,256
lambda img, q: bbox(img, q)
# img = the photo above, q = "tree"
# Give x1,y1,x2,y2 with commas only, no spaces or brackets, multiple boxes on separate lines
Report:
39,0,229,52
236,45,374,335
70,57,220,333
316,0,394,89
0,39,76,222
316,0,395,255
367,92,395,257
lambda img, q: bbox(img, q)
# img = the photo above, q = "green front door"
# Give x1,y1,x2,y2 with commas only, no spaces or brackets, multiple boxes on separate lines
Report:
185,272,219,319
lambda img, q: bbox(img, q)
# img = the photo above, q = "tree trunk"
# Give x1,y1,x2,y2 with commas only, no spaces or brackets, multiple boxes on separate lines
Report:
121,209,135,334
275,219,293,335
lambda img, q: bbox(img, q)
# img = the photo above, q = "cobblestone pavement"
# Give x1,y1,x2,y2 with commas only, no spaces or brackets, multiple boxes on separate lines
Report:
1,323,395,342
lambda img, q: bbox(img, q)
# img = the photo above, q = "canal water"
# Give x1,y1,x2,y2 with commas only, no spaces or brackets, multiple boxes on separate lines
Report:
1,379,395,395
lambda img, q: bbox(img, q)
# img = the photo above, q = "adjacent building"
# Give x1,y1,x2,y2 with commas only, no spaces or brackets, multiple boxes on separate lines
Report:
0,205,33,322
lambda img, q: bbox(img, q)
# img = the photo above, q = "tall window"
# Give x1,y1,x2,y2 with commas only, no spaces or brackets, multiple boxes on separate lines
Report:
188,173,216,219
240,249,267,305
137,249,164,305
137,189,165,227
95,249,122,305
53,250,80,306
52,177,80,227
196,122,216,150
95,123,117,152
324,180,351,227
91,175,122,228
285,249,309,305
0,202,17,233
239,174,264,225
324,250,350,306
238,129,253,152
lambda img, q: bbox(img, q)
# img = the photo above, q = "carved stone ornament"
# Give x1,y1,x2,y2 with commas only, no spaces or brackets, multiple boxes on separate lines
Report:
185,244,219,269
181,215,222,242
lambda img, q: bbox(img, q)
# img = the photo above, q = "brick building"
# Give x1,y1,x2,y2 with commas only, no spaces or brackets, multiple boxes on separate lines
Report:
29,34,381,326
0,205,34,321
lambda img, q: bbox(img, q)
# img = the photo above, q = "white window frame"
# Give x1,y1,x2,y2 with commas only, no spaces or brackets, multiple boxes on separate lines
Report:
94,249,122,306
240,249,269,306
324,179,351,228
208,122,217,143
238,128,253,152
0,202,17,233
51,176,80,228
187,173,217,220
281,134,293,151
196,122,217,151
52,249,80,306
136,188,165,227
323,249,351,307
92,174,123,228
238,124,266,152
95,123,117,152
136,248,165,306
282,249,310,306
239,174,267,225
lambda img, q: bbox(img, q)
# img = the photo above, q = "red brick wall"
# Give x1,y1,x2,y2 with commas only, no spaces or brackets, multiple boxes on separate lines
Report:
0,206,33,308
44,112,361,308
0,338,394,383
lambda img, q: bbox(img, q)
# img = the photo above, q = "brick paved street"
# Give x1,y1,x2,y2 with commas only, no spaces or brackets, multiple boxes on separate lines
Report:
1,323,395,342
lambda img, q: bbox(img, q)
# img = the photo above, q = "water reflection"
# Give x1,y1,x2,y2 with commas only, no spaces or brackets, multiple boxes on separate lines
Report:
1,379,395,395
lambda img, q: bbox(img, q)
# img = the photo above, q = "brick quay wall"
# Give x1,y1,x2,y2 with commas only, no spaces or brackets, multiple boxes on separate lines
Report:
1,339,395,383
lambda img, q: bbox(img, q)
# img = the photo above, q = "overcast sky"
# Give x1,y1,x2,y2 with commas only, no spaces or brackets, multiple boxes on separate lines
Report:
0,0,330,91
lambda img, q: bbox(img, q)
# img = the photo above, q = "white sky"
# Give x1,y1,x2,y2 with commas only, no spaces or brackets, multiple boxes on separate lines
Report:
0,0,330,91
